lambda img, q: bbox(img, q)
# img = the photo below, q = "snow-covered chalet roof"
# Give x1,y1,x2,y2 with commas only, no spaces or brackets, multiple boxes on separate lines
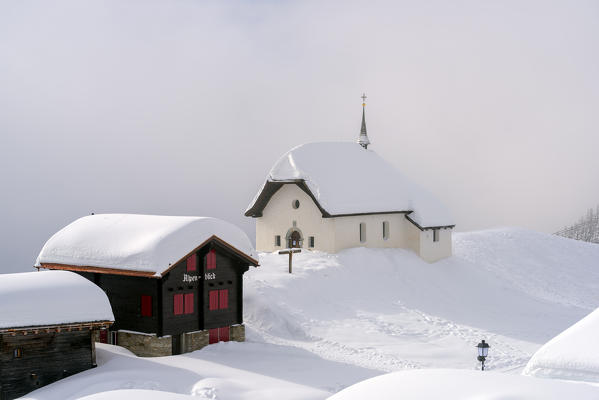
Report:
0,270,114,330
245,142,454,229
523,307,599,383
36,214,259,276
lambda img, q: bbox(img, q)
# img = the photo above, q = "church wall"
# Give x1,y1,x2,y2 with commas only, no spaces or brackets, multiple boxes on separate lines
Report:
255,184,335,253
418,228,453,262
405,220,421,254
254,183,453,262
332,213,411,252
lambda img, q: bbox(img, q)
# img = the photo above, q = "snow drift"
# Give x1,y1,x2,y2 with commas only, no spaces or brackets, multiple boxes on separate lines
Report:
327,369,599,400
522,307,599,383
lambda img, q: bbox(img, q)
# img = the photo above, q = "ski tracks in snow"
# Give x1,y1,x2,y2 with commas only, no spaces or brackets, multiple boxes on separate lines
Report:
246,300,533,374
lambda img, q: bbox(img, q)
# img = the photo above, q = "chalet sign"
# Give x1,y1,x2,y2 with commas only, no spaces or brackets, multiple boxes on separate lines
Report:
205,272,216,280
183,274,199,283
182,273,217,283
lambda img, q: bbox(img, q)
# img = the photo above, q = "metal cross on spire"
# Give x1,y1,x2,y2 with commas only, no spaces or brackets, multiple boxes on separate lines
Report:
357,93,371,149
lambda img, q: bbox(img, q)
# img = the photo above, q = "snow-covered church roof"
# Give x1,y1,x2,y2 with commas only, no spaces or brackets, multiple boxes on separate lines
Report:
0,271,114,330
523,307,599,383
246,142,454,229
36,214,259,276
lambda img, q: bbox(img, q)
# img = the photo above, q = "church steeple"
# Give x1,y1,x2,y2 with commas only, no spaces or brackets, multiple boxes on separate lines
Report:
357,93,371,149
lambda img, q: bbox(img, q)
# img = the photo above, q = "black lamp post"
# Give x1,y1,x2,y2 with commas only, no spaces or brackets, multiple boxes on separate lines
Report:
476,340,490,370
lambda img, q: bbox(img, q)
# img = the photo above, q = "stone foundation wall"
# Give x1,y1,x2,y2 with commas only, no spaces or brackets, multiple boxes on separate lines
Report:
231,324,245,342
117,331,172,357
92,325,246,357
184,330,209,353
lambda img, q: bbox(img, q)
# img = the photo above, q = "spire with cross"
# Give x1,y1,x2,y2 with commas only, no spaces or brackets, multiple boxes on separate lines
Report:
357,93,371,149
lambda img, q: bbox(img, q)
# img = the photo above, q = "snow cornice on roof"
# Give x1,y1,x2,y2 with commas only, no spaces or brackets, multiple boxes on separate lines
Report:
36,214,259,276
0,271,114,330
245,142,455,229
245,179,454,230
40,234,259,278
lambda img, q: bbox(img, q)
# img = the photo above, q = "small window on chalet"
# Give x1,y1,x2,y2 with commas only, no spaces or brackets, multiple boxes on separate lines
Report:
186,253,197,272
141,295,152,317
359,223,366,243
309,236,315,248
275,235,281,247
383,221,389,240
184,293,194,314
173,294,184,315
14,348,23,359
206,249,216,270
433,229,440,242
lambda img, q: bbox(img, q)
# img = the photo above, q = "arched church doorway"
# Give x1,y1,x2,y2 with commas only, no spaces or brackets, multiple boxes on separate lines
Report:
288,230,301,248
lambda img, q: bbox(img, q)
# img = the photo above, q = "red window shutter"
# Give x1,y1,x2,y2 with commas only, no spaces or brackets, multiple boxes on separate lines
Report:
141,295,152,317
173,294,184,315
209,328,219,344
207,249,216,270
209,290,219,311
218,326,230,342
184,293,194,314
187,254,197,272
219,289,228,310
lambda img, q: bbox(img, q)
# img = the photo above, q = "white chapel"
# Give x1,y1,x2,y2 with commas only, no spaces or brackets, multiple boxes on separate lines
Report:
245,98,455,262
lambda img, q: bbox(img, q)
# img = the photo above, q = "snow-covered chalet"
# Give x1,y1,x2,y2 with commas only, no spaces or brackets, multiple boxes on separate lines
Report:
35,214,259,357
0,271,113,400
245,99,455,262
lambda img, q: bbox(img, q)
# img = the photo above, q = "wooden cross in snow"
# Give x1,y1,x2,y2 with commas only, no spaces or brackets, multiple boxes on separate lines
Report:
278,248,301,274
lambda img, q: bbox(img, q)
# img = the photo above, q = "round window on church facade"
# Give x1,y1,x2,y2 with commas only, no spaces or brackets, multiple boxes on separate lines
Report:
292,199,300,209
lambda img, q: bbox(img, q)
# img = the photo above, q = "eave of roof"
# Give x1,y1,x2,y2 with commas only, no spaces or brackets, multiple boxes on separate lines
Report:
404,214,456,231
0,321,113,334
245,180,453,230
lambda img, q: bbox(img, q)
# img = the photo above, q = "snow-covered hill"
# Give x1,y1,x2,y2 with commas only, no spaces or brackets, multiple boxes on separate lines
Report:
24,228,599,399
244,228,599,372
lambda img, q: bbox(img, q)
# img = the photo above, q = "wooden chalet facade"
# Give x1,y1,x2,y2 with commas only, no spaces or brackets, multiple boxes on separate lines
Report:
0,271,113,400
35,214,259,357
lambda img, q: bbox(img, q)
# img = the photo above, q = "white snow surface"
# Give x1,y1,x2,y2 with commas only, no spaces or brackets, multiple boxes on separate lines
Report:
523,307,599,383
35,214,258,275
248,142,454,228
0,270,113,329
24,342,376,400
21,228,599,399
328,369,599,400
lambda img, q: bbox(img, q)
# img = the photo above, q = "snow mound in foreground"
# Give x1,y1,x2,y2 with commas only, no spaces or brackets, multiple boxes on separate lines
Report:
327,369,599,400
523,307,599,383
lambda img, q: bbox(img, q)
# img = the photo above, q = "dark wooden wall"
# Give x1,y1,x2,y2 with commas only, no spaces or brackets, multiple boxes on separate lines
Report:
161,249,203,337
202,245,247,330
0,330,93,400
78,272,160,335
161,243,250,336
76,240,252,345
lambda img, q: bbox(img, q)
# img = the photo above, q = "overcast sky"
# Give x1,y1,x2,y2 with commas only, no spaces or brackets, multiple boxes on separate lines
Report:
1,0,598,273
